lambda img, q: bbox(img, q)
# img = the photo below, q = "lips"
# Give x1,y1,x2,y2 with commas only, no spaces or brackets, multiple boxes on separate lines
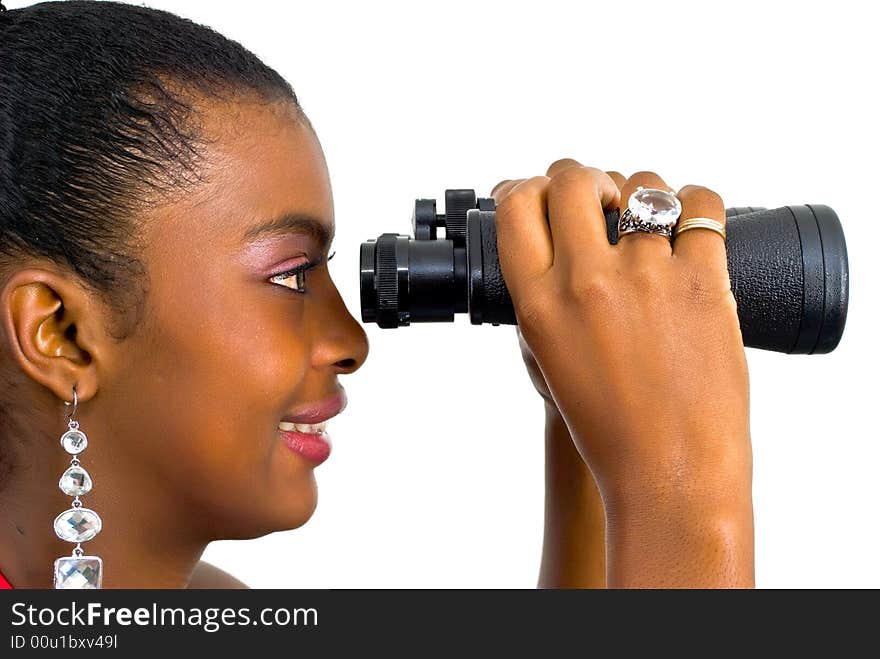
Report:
277,388,346,465
281,388,347,424
278,428,332,464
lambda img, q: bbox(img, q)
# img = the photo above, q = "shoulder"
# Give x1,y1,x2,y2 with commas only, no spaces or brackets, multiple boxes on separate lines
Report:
187,560,250,589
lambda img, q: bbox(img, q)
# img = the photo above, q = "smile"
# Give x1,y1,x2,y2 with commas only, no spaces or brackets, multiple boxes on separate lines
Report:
278,420,327,434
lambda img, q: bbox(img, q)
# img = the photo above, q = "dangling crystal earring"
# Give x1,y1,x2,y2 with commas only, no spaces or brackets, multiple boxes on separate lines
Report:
52,384,103,588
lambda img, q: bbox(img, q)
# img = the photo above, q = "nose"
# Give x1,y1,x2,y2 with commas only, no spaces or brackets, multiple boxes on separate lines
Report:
310,279,369,375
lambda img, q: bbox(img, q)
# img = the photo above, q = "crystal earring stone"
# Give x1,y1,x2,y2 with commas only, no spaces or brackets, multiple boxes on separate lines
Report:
628,186,682,227
53,556,103,589
59,465,93,497
53,507,103,543
60,429,88,454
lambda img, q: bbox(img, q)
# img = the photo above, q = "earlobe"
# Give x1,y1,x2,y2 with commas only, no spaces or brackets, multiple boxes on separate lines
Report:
0,267,100,405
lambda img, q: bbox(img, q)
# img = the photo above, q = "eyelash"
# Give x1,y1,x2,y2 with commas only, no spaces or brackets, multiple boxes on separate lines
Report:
269,250,336,295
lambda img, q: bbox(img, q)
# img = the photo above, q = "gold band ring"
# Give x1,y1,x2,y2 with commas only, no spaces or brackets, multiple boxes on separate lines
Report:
673,217,726,240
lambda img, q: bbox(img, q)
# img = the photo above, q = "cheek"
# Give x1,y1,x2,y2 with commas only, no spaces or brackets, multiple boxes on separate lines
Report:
163,288,312,461
110,276,316,531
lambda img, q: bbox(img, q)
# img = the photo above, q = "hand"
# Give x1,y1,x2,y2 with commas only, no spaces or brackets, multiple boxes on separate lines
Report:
491,159,753,587
500,169,622,409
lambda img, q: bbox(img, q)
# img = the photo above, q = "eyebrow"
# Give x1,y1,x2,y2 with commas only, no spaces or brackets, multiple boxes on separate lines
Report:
240,211,335,251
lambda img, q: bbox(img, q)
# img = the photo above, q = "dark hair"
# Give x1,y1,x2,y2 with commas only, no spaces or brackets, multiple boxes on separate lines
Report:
0,0,303,340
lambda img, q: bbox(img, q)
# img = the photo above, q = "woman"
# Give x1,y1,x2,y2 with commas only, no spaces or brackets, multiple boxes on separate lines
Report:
0,1,752,588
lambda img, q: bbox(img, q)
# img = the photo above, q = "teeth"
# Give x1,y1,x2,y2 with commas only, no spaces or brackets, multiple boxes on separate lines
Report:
278,420,327,434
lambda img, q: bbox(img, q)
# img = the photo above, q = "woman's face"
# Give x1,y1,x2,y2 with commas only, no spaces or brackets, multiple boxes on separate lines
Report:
99,97,369,539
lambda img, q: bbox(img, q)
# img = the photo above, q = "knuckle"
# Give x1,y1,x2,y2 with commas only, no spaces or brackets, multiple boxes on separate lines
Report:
678,184,724,209
500,176,547,208
629,261,667,294
605,170,626,185
547,157,581,174
490,179,512,197
549,165,602,196
628,170,664,185
560,270,613,306
495,184,529,217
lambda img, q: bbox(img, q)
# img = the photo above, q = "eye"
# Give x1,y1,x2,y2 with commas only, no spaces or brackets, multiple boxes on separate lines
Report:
269,264,310,294
268,250,335,295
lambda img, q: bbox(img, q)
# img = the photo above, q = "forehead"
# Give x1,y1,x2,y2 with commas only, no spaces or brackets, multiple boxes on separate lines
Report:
152,97,334,252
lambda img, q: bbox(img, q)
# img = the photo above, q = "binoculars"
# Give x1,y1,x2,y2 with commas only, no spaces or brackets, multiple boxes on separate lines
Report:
360,189,849,354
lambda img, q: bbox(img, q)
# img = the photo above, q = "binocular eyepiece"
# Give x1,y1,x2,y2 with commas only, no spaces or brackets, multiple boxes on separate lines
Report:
360,190,849,354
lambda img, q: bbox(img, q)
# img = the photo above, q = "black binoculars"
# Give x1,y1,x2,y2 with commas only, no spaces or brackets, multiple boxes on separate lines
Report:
360,190,849,354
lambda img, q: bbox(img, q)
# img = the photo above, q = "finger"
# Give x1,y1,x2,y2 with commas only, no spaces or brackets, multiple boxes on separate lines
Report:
671,184,729,282
491,179,513,195
544,160,620,267
606,170,627,193
616,170,676,260
545,157,587,178
493,176,554,298
491,178,525,206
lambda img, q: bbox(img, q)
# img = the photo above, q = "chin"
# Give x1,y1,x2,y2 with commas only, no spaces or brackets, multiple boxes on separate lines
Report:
207,476,319,541
280,480,319,531
264,474,320,534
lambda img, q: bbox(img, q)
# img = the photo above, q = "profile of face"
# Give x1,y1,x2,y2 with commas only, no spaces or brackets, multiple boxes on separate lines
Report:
123,98,369,537
3,96,370,553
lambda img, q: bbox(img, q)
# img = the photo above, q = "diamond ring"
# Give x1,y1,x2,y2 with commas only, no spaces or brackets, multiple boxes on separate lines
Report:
617,187,682,240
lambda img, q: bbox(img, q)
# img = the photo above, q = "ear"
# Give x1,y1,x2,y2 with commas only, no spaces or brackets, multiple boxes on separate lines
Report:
0,265,106,405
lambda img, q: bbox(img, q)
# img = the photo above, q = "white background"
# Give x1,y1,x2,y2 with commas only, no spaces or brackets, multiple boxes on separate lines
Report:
13,0,878,587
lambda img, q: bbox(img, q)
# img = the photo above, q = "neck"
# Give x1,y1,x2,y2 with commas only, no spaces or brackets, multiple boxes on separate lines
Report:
0,433,210,589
